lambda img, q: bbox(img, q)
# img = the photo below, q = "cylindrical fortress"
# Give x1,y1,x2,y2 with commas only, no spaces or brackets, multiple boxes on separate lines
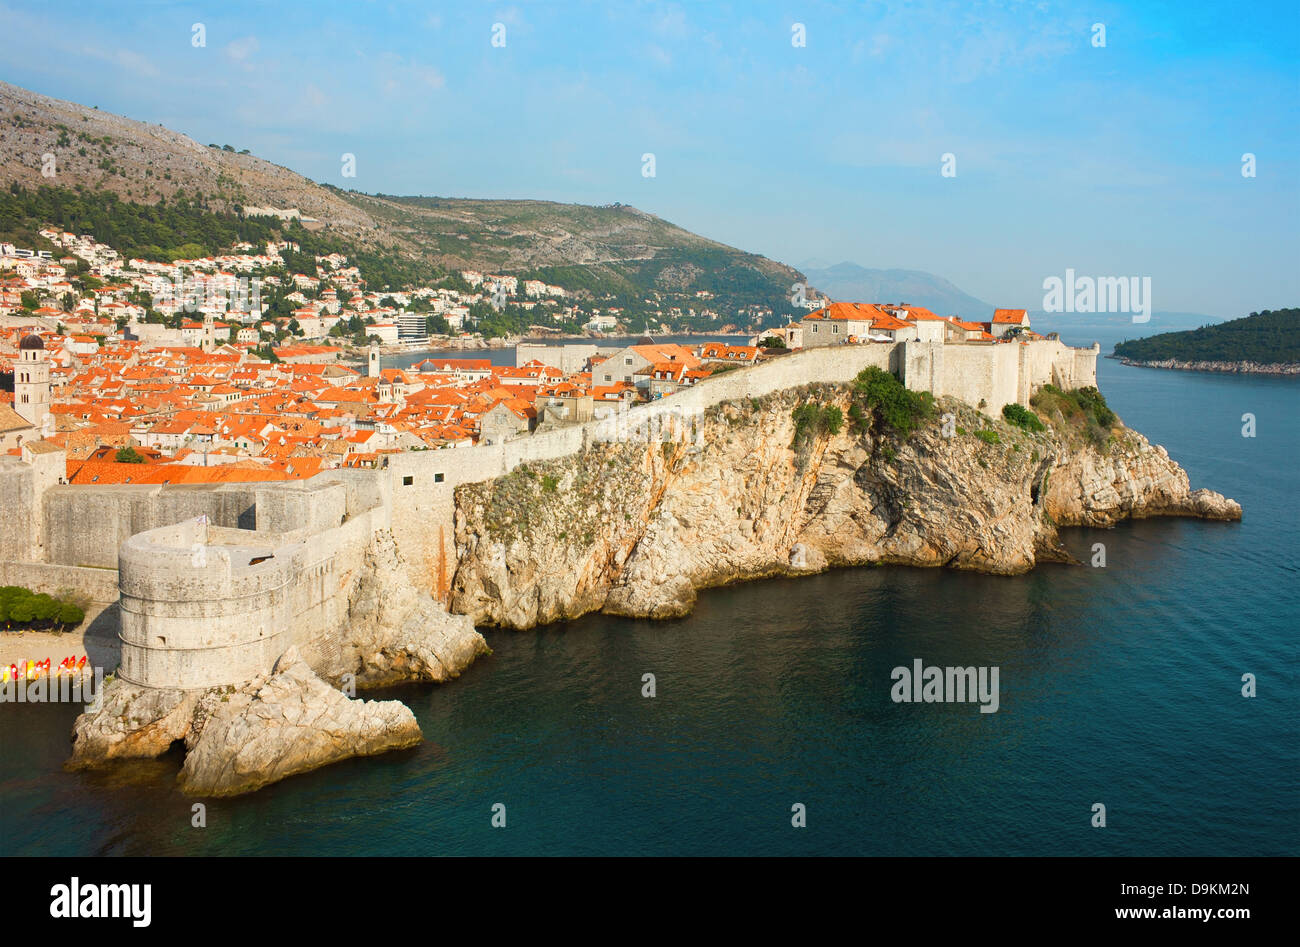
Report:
117,518,301,689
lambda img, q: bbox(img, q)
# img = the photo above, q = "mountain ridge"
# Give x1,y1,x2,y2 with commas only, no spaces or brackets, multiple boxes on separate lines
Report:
0,80,800,305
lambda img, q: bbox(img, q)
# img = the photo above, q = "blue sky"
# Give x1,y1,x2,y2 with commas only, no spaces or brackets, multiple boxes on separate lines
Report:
2,0,1297,317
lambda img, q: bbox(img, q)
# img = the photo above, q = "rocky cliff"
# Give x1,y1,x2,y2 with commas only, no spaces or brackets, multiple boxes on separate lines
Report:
450,384,1240,629
68,531,487,796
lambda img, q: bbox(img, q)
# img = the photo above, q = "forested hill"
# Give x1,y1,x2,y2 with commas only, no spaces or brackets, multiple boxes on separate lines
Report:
1112,309,1300,364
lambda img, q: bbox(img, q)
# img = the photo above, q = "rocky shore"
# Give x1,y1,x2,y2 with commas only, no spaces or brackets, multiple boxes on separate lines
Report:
1113,356,1300,375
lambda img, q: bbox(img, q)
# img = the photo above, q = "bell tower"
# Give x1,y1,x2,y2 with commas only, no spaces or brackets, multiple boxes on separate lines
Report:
201,312,216,352
368,343,380,379
15,334,51,429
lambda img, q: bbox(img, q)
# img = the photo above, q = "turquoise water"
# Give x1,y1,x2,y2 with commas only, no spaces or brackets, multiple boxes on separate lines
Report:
1,323,1295,855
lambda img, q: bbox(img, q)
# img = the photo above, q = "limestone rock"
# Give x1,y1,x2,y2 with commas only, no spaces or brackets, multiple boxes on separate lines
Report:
339,530,489,687
177,647,421,797
67,678,200,769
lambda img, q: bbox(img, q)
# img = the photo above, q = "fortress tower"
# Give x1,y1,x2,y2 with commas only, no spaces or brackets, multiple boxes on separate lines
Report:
14,334,51,429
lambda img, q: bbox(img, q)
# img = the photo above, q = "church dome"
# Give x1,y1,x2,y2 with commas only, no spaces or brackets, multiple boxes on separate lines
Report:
19,334,45,351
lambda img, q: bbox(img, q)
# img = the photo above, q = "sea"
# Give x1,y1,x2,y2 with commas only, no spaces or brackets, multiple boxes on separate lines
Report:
1,317,1295,856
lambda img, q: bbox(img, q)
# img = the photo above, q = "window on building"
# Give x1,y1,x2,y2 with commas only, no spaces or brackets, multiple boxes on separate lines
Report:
402,475,414,486
435,473,445,483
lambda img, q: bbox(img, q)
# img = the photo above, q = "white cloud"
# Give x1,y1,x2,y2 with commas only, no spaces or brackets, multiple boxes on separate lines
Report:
224,36,260,63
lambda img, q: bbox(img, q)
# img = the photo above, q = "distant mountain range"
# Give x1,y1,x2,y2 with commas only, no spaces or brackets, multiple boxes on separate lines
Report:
799,262,994,321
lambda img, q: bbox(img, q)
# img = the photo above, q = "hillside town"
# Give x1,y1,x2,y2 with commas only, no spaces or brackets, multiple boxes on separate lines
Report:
1,233,1048,486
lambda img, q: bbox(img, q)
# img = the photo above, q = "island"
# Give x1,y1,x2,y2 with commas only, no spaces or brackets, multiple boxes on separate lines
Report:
1112,309,1300,374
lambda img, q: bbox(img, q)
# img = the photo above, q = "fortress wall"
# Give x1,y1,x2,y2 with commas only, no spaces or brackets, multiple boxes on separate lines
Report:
44,485,260,568
940,343,1024,414
1072,344,1101,389
901,342,943,400
0,460,39,562
676,343,895,409
252,480,348,534
41,479,358,569
320,466,391,519
0,560,120,603
384,450,499,596
287,505,388,676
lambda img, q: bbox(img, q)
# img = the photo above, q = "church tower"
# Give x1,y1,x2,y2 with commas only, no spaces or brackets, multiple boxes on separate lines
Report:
367,343,380,379
201,312,216,352
15,334,51,429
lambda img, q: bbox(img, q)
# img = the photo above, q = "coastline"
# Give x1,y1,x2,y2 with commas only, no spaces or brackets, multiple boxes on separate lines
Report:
1109,355,1300,375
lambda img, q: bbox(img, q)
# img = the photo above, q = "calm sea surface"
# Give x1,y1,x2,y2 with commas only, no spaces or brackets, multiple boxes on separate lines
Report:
2,320,1295,855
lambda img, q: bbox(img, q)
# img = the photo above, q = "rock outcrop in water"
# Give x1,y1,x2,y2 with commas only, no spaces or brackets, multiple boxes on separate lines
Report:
177,648,421,797
450,387,1240,629
68,532,487,794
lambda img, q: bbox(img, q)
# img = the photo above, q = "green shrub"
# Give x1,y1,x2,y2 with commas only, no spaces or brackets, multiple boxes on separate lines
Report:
1072,386,1117,428
1002,402,1046,432
851,367,935,437
791,401,844,450
1030,384,1116,447
975,429,1001,445
822,405,844,436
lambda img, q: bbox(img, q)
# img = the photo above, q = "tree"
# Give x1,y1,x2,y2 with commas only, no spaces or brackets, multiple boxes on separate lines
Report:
115,446,145,464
